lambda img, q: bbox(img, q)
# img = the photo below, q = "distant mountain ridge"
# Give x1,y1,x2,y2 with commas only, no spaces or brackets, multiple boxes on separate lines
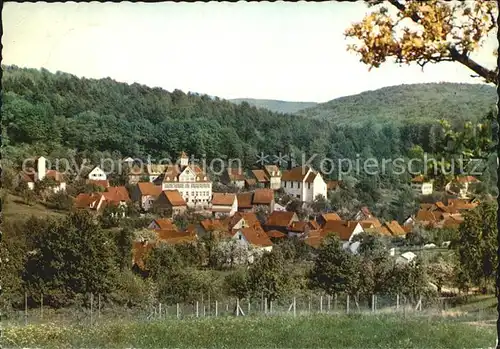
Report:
229,98,318,114
297,82,496,126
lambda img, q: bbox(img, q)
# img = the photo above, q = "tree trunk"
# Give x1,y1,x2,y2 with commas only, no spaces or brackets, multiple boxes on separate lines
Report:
495,24,500,346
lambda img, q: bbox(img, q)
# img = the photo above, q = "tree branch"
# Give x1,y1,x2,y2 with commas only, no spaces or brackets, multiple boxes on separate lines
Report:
387,0,498,85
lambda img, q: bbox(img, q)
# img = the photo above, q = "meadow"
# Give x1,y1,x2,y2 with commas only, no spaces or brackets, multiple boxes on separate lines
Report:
3,313,495,349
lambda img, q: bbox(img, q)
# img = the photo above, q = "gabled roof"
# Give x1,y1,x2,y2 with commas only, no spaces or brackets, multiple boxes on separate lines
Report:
321,212,341,222
212,193,237,206
359,218,382,228
309,219,321,230
137,182,162,196
288,221,310,233
253,189,274,205
252,169,269,183
156,229,196,243
455,175,480,184
151,218,178,231
322,220,361,241
237,192,254,209
161,190,187,207
326,180,341,190
74,193,103,210
384,220,406,236
264,165,280,177
267,230,287,238
200,218,229,233
104,186,131,202
304,172,317,183
239,227,273,247
281,166,311,182
415,210,438,222
245,178,257,186
364,226,392,237
265,211,298,227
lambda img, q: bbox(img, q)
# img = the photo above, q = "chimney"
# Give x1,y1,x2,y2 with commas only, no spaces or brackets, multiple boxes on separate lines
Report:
36,156,47,181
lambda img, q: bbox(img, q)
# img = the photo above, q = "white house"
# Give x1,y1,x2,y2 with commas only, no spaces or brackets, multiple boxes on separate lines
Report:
157,152,212,209
411,175,433,195
21,156,66,192
280,166,327,203
322,220,364,250
87,166,108,181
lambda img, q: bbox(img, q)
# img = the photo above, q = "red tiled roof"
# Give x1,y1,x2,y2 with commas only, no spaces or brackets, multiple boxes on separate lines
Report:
245,178,257,186
326,180,341,190
265,211,297,227
364,226,392,237
322,220,360,241
46,170,65,183
212,193,236,206
321,213,341,222
200,218,228,232
384,220,406,236
304,172,317,183
240,227,273,247
104,186,131,202
74,193,102,210
137,182,162,196
281,166,310,182
156,229,196,242
455,176,479,183
359,218,382,228
252,169,269,183
411,175,426,183
253,189,274,205
309,220,321,230
132,241,156,270
161,190,187,207
415,210,438,222
267,230,287,238
289,221,309,233
264,165,280,176
237,192,254,209
151,218,178,231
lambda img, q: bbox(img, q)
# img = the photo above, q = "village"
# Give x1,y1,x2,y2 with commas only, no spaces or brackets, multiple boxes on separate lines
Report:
18,152,482,272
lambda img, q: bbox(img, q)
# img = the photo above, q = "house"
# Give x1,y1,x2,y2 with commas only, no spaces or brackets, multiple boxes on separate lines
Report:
445,176,480,199
414,209,439,227
156,152,212,209
316,212,341,227
74,193,106,212
155,190,188,216
211,193,238,218
245,178,257,189
322,220,364,248
266,230,287,240
233,227,273,253
197,218,230,238
228,212,264,233
20,156,66,192
264,211,299,234
396,251,417,264
104,186,131,203
287,220,318,238
221,168,246,189
237,192,254,212
280,166,327,203
148,218,178,231
130,182,162,211
252,188,275,211
264,165,282,190
87,165,108,182
251,169,269,188
410,175,433,195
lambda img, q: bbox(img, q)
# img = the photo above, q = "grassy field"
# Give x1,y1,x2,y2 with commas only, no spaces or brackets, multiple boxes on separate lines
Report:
3,314,496,349
2,194,65,221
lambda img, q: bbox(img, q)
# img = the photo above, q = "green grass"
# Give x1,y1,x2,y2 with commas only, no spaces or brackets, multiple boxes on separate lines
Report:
2,194,65,221
3,314,495,349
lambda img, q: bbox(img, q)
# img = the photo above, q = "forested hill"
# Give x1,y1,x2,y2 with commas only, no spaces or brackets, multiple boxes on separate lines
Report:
229,98,318,114
298,83,496,126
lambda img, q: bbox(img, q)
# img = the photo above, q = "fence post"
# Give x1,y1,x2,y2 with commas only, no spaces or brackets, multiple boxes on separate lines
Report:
334,294,337,312
176,303,180,319
372,295,375,313
40,293,43,320
196,301,199,317
270,300,273,314
215,300,218,317
24,292,28,326
396,294,400,310
248,299,251,315
208,292,211,316
320,296,323,313
98,294,101,319
346,295,350,314
236,299,239,316
264,298,268,314
327,295,331,313
159,303,162,319
308,296,311,313
293,297,296,317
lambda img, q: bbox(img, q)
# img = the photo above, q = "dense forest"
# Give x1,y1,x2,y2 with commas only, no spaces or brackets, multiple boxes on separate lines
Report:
229,98,318,114
1,65,497,219
298,83,496,126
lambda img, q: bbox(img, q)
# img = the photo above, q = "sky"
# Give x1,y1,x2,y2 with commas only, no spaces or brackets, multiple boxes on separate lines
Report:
3,1,498,103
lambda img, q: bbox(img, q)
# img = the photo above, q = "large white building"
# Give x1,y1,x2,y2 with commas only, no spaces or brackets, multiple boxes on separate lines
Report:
155,152,212,209
280,166,327,203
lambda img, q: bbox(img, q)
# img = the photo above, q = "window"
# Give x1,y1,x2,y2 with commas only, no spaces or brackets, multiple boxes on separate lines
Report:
308,182,311,189
298,182,301,188
291,182,293,189
238,234,242,240
284,182,286,188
